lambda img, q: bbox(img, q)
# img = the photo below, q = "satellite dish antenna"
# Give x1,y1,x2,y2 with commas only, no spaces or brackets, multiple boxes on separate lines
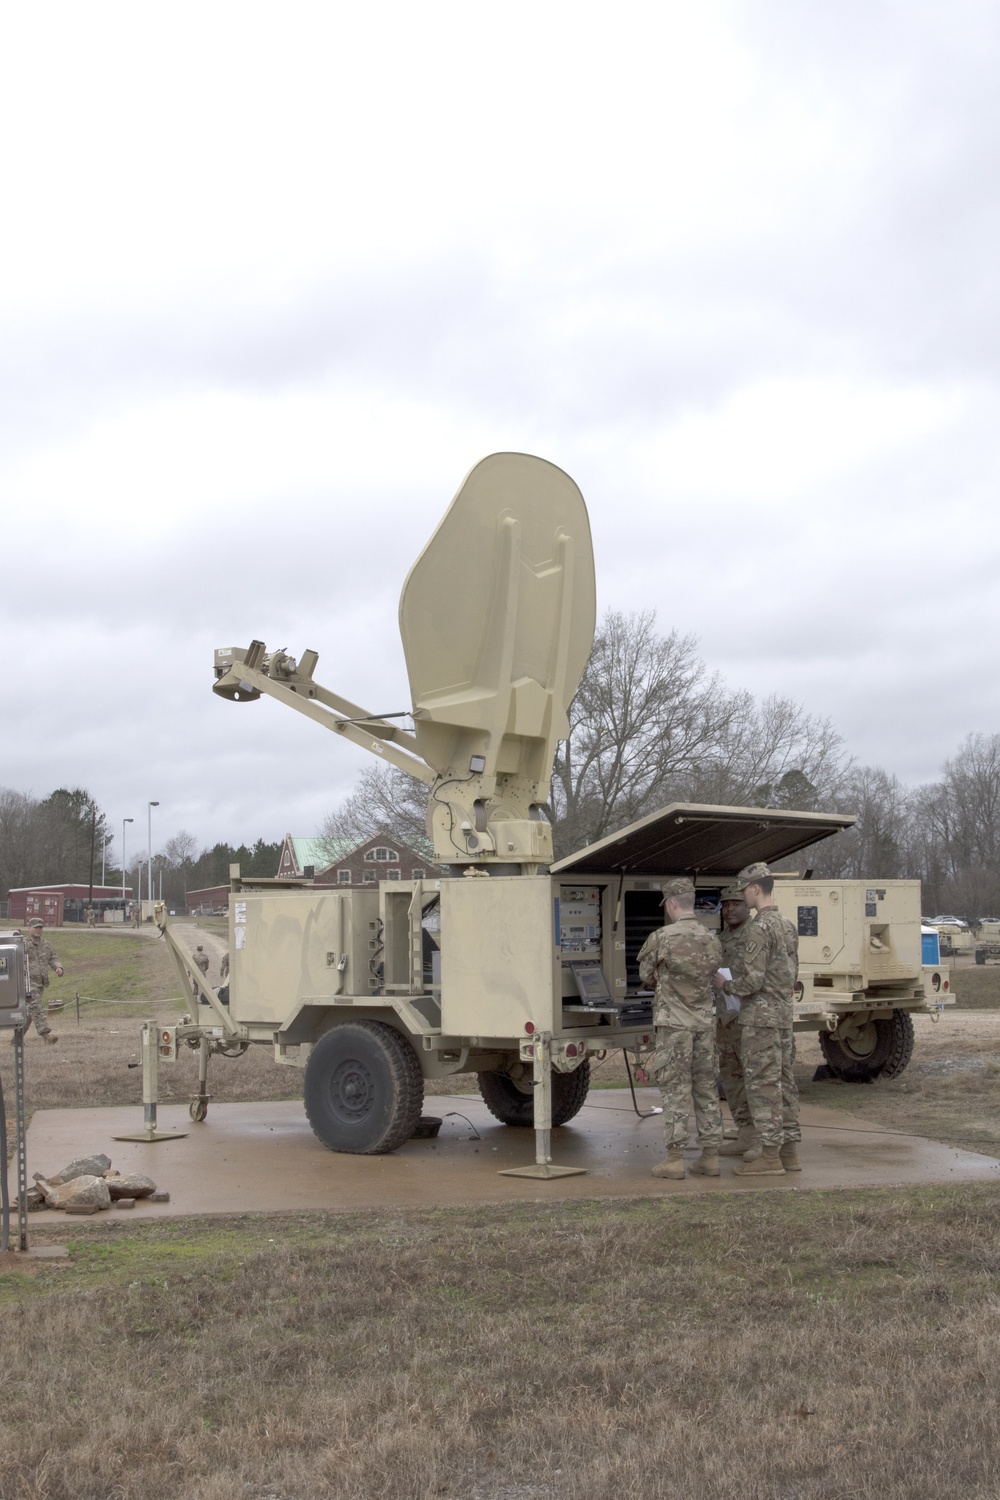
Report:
213,453,596,870
400,453,596,864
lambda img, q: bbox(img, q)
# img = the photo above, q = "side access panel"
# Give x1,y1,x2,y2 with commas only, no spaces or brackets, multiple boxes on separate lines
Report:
229,889,380,1028
440,877,555,1038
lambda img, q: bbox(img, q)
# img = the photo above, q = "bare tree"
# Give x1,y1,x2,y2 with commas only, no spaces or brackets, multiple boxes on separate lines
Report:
317,765,430,863
549,611,736,855
682,692,849,811
806,765,912,879
0,788,39,898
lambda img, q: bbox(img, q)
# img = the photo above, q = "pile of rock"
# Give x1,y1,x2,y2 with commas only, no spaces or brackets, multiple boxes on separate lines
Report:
28,1154,170,1216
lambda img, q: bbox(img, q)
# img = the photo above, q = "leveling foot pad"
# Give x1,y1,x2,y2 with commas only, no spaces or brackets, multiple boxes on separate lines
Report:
112,1129,188,1143
498,1164,588,1180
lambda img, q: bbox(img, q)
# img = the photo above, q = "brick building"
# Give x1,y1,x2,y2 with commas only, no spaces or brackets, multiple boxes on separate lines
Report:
7,883,135,927
276,833,441,888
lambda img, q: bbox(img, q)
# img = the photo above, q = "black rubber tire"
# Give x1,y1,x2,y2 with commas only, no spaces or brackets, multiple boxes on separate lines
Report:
819,1010,915,1083
976,950,987,965
477,1059,591,1127
189,1098,208,1123
304,1020,424,1154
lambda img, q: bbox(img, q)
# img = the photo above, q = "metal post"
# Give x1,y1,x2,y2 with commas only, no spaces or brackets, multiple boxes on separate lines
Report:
13,1027,27,1251
499,1032,586,1180
113,1021,186,1142
122,817,133,909
147,802,159,919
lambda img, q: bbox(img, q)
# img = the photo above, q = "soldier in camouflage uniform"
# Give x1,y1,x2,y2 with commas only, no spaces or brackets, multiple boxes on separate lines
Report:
638,876,723,1180
23,918,63,1044
715,887,757,1159
714,862,794,1175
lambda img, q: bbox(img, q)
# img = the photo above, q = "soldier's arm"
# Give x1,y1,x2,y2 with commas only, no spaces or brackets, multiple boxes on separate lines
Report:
731,926,769,997
47,945,64,976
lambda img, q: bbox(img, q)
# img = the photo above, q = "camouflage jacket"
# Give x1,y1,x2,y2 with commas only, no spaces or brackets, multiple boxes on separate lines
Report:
25,936,60,994
730,905,793,1028
717,920,750,1025
638,916,722,1032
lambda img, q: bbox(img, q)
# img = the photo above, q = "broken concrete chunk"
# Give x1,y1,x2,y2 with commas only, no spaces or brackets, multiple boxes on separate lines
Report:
63,1203,100,1216
149,1191,170,1203
56,1155,112,1182
105,1174,156,1200
34,1175,112,1211
114,1198,137,1210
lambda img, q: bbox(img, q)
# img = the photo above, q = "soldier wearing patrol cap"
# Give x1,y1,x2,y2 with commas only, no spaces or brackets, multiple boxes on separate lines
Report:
23,919,63,1044
637,876,724,1181
713,861,794,1175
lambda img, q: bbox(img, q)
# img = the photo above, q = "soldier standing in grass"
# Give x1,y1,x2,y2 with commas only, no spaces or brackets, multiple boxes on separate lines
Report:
638,877,723,1181
23,918,63,1045
715,886,758,1161
715,861,794,1176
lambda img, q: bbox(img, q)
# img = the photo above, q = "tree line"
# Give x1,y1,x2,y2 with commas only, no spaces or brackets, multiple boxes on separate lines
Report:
321,609,1000,919
4,610,997,918
0,789,280,910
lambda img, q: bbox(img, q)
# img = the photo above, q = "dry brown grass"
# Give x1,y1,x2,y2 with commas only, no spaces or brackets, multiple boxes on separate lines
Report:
1,1186,1000,1499
797,1008,1000,1156
3,937,1000,1497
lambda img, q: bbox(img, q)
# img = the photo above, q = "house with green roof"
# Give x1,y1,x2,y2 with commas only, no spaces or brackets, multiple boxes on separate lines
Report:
276,833,441,888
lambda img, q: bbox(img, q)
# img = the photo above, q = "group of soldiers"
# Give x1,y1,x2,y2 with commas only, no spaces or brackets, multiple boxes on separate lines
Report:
637,860,799,1180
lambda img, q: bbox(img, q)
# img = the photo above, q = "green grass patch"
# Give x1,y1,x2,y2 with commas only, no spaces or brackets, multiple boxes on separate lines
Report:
41,932,166,1012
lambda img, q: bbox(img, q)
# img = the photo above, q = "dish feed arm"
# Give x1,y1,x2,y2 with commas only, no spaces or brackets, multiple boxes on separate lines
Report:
213,643,436,787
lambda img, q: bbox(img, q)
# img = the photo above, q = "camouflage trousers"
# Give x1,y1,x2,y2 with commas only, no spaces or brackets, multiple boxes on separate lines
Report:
653,1025,722,1150
717,1016,750,1130
779,1027,801,1144
739,1022,784,1149
25,993,52,1038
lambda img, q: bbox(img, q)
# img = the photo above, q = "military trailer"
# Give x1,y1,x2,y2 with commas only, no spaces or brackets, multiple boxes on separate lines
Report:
925,917,975,959
974,919,1000,964
771,880,950,1081
156,454,951,1175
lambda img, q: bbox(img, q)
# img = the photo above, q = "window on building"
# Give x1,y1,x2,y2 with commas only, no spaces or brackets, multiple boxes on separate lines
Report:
363,871,376,883
337,870,351,884
387,869,401,881
412,868,425,879
365,846,399,863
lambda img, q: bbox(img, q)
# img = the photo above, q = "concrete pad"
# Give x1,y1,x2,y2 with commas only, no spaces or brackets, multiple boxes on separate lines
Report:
13,1087,1000,1224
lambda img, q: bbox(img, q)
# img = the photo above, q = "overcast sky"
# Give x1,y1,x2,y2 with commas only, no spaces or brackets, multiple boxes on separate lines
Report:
3,1,998,867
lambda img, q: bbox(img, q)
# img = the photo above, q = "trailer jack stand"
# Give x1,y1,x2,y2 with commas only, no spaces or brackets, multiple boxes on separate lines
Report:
114,1022,188,1142
498,1032,587,1180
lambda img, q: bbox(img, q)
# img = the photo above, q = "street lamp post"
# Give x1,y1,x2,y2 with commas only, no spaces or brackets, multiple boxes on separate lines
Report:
122,817,134,907
147,802,159,917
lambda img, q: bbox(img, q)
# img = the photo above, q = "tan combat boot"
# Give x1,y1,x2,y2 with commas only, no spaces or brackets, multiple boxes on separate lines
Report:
651,1146,686,1180
43,1033,58,1046
718,1128,756,1157
734,1145,785,1176
779,1141,802,1172
689,1149,720,1177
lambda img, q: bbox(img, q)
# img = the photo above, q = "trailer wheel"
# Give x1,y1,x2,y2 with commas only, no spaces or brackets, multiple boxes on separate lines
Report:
304,1020,424,1155
477,1060,591,1127
189,1098,208,1123
819,1010,915,1083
